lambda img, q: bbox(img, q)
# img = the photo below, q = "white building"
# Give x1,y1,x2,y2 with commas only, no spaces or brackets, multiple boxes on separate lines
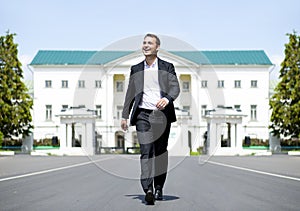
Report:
30,47,273,155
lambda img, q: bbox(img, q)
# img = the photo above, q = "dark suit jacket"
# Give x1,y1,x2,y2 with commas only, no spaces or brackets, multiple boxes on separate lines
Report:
122,57,180,126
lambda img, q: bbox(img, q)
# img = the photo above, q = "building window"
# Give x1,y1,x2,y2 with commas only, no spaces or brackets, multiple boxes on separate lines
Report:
61,105,68,112
201,80,208,88
218,80,224,88
182,81,190,92
250,105,257,120
62,80,68,88
116,81,124,92
46,105,52,120
234,105,241,111
116,135,124,148
182,106,190,115
116,106,123,120
234,80,241,88
45,80,52,88
78,80,85,88
95,80,102,88
95,105,102,119
251,80,258,88
201,105,207,116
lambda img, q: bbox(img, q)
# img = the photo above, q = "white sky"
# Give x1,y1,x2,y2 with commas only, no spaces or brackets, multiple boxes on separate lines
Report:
1,0,300,80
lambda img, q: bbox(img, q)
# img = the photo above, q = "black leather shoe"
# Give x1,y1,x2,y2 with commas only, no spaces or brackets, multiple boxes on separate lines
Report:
145,189,155,205
154,189,163,200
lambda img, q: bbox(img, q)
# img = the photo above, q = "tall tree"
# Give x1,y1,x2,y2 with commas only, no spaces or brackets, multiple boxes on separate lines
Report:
0,32,33,138
270,31,300,138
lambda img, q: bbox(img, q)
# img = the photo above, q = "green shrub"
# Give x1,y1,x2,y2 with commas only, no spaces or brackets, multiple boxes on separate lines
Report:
1,138,22,147
243,138,269,147
190,151,200,156
190,147,203,156
33,138,60,147
281,139,300,146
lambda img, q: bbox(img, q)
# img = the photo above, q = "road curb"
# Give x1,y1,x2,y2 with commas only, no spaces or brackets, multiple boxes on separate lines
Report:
0,151,15,156
288,151,300,156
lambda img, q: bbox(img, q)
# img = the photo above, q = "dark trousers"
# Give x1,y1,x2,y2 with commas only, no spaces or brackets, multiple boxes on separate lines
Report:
136,109,171,193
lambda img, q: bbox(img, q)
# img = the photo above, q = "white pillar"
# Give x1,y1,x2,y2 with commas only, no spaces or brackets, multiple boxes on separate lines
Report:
22,135,33,152
81,123,87,148
179,116,190,155
124,130,131,151
208,122,218,156
216,123,222,149
84,122,95,155
269,133,281,152
67,123,72,148
169,116,190,156
234,124,237,147
59,124,67,149
236,124,243,150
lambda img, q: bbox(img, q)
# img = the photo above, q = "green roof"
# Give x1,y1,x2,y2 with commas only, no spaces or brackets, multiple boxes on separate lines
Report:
30,50,133,65
170,50,272,65
30,50,272,66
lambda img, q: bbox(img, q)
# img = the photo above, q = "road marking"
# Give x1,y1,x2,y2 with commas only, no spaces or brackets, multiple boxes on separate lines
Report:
207,160,300,182
0,156,113,182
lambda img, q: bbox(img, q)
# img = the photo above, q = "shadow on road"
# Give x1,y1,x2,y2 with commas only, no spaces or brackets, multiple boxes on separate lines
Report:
125,194,180,204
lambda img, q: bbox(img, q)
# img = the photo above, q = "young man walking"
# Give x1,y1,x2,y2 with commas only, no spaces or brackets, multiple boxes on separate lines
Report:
121,33,180,205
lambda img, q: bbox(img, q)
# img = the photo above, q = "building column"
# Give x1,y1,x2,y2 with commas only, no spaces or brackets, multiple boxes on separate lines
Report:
81,123,87,149
236,124,243,150
208,122,218,156
85,122,95,155
168,116,190,156
79,121,95,156
59,124,67,149
124,130,131,151
67,123,72,148
179,116,190,156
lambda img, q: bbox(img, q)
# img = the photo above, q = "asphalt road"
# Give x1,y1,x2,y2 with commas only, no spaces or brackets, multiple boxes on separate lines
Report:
0,154,300,211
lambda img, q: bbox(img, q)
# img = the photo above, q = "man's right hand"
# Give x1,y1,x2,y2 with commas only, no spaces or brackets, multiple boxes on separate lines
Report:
121,119,128,131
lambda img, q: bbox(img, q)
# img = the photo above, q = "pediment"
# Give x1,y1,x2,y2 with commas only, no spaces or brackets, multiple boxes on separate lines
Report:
106,50,198,67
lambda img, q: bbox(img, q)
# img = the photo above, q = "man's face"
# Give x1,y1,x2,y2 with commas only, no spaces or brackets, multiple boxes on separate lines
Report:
142,36,159,57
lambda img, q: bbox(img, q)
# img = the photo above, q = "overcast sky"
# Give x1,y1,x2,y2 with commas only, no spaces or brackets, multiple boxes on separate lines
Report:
1,0,300,80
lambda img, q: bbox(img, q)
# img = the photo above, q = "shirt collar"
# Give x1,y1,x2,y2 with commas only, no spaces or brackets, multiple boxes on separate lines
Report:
144,58,158,69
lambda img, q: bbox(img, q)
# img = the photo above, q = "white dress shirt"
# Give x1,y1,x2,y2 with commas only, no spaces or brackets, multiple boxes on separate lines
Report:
139,59,160,110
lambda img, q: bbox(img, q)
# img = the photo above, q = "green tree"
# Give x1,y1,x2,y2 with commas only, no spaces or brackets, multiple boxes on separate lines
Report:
0,32,33,139
269,31,300,138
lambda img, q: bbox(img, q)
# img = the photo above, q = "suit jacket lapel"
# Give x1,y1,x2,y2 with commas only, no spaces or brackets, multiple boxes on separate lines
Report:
134,61,144,94
159,57,170,99
158,58,162,87
158,58,165,92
